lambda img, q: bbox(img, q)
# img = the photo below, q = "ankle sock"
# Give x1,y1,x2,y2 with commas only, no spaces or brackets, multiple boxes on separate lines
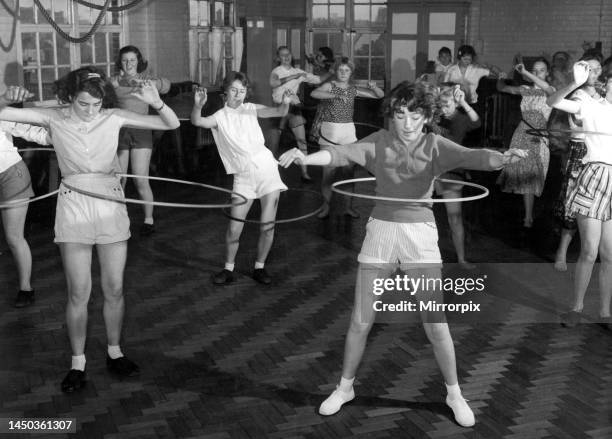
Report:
144,218,154,225
254,261,265,270
224,262,235,271
446,382,462,400
339,376,355,392
71,354,86,371
107,345,123,360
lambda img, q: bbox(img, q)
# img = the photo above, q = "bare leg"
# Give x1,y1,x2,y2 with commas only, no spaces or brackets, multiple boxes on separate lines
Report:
523,193,534,227
442,186,472,268
290,124,310,179
225,198,254,264
60,242,94,356
554,228,576,271
318,167,335,218
130,148,155,223
571,215,601,312
2,205,32,291
256,192,280,264
96,241,128,346
598,220,612,318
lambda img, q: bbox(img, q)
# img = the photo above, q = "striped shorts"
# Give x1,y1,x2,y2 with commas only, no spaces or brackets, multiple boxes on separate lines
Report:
358,217,443,268
565,162,612,221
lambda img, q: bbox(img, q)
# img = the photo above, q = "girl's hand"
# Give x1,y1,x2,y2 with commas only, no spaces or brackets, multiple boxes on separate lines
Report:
2,85,34,103
279,147,306,167
367,81,377,89
514,63,526,74
573,61,590,86
503,148,528,164
281,89,294,105
193,86,208,107
453,85,466,104
131,80,161,105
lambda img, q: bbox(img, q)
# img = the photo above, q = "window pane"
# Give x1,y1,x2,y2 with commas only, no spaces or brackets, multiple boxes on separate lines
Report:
110,0,120,25
78,2,92,24
110,33,121,65
40,32,55,65
291,29,301,61
312,5,328,27
23,70,38,98
57,35,70,65
354,33,376,56
19,0,35,24
224,32,232,57
329,5,344,26
189,0,198,26
199,59,210,86
277,29,287,48
392,13,417,34
354,5,370,27
81,36,93,64
353,58,368,80
371,57,385,80
58,66,71,81
54,0,70,24
313,33,327,51
354,0,369,3
429,13,455,35
224,1,234,26
22,33,39,65
37,0,52,25
371,34,384,56
198,32,209,59
199,1,210,26
214,2,224,26
41,67,56,100
372,5,386,25
94,33,107,63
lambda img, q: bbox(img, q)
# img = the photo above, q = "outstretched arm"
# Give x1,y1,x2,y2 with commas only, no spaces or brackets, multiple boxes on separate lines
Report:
0,86,52,126
546,62,588,114
279,148,333,167
356,81,385,99
119,80,180,130
190,87,217,129
256,90,293,118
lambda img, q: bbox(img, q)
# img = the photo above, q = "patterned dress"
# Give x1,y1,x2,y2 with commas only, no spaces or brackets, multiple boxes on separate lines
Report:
497,87,551,196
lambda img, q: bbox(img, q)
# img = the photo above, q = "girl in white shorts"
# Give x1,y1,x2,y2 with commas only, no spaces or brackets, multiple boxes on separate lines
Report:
0,67,179,393
280,81,527,427
0,118,50,307
191,71,291,286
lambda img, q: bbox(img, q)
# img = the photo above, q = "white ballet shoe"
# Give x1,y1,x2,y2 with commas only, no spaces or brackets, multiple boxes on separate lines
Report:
318,386,355,416
446,395,475,427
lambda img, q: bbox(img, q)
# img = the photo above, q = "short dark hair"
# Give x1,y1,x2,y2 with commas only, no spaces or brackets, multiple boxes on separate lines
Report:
457,45,476,59
318,46,334,63
54,66,117,108
438,47,452,56
222,71,250,99
115,45,148,73
383,81,438,120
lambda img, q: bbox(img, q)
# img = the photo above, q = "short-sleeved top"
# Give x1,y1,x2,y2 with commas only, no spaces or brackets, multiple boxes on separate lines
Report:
437,109,481,144
271,66,321,104
111,73,171,114
568,89,603,142
326,130,502,223
48,108,125,177
444,64,490,104
210,102,270,174
319,83,357,124
574,96,612,165
0,122,50,172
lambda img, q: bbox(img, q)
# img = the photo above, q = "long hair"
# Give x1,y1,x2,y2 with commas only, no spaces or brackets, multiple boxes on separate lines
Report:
54,66,118,108
115,45,148,73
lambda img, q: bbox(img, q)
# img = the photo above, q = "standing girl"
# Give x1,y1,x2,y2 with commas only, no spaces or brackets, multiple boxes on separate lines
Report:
0,67,180,392
191,72,292,286
496,59,555,228
310,57,384,219
280,81,526,426
112,45,171,236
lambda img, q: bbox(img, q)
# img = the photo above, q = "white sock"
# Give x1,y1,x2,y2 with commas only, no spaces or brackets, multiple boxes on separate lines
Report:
224,262,235,271
446,382,462,400
254,261,265,269
71,354,86,371
144,218,154,225
107,345,123,360
338,376,355,392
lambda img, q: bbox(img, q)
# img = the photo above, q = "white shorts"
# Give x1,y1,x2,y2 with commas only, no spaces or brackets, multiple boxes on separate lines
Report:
358,217,442,268
54,174,131,245
232,150,288,200
319,122,357,146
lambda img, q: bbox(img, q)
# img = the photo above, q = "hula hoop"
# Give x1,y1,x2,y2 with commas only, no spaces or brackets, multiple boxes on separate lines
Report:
222,188,325,224
526,128,612,138
319,122,383,146
62,173,248,209
331,177,489,203
0,148,60,209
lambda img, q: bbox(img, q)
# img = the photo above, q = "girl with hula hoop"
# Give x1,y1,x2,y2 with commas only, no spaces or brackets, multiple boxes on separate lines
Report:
0,111,51,307
547,61,612,329
191,72,292,286
279,81,526,426
0,67,180,393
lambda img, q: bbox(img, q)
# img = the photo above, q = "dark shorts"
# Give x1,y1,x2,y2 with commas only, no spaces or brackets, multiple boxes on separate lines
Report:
118,127,153,151
0,160,34,202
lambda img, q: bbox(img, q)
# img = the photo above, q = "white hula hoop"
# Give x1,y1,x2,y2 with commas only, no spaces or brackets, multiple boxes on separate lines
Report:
331,177,489,203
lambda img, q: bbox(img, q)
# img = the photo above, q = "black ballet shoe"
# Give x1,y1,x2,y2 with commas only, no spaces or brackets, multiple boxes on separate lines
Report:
61,369,86,393
14,289,35,308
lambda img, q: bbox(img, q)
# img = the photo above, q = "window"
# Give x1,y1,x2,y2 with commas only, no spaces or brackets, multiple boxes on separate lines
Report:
188,0,242,87
309,0,386,83
18,0,123,102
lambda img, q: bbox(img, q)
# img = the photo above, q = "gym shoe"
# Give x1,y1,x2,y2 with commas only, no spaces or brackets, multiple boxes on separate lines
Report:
319,386,355,415
252,268,272,285
212,269,234,285
61,369,86,393
560,310,582,327
140,223,155,236
106,355,140,377
14,290,35,308
446,395,475,427
598,316,612,331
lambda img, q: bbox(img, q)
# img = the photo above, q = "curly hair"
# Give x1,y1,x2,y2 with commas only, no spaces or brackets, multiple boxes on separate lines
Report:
222,71,250,100
54,66,118,108
383,81,439,121
115,45,148,74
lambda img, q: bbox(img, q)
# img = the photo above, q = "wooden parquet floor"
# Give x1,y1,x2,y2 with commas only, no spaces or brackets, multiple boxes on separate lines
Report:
1,163,611,439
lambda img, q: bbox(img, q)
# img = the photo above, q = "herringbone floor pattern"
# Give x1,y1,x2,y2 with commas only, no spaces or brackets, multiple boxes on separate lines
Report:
1,164,610,439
